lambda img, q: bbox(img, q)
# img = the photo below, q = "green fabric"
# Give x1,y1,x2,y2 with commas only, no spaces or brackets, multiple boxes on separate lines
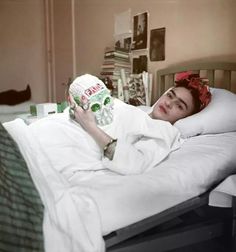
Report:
0,123,44,252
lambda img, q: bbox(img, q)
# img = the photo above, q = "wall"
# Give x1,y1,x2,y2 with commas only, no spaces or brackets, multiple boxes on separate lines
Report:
51,0,74,102
76,0,236,89
0,0,47,103
1,0,236,103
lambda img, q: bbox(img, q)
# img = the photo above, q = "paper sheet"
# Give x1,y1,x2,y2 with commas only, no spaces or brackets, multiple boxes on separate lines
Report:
114,9,132,36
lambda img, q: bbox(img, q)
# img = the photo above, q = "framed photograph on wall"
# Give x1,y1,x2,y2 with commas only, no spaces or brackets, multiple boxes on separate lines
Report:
150,27,166,61
124,37,132,52
132,55,148,74
132,12,148,50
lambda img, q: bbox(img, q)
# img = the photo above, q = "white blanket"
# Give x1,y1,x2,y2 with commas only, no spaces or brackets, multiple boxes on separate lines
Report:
26,99,181,177
3,100,182,252
79,132,236,234
5,119,105,252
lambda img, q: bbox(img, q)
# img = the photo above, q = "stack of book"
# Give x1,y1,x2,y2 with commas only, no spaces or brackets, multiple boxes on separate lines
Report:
100,46,131,97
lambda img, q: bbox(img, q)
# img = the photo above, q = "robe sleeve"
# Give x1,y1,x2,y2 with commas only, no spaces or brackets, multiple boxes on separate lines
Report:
102,121,182,175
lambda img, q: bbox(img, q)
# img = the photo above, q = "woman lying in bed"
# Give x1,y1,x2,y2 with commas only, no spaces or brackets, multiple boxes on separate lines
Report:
0,72,212,252
4,72,211,179
63,72,211,176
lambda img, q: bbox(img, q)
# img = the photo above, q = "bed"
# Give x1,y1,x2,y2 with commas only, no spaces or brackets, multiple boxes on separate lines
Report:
0,85,32,123
103,62,236,251
1,62,236,252
0,101,33,123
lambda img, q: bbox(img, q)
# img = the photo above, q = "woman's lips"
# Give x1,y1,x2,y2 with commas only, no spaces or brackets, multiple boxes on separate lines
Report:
159,105,167,114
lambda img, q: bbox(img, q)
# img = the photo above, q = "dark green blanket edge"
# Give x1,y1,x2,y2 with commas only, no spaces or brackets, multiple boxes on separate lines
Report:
0,123,44,252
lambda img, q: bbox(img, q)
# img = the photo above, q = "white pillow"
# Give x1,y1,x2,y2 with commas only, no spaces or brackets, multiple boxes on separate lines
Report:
174,88,236,138
0,101,33,114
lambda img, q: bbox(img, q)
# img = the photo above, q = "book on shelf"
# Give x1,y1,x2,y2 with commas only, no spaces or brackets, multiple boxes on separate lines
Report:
103,58,129,64
101,63,131,69
100,69,131,75
100,45,132,99
104,52,130,59
104,46,130,53
104,47,130,59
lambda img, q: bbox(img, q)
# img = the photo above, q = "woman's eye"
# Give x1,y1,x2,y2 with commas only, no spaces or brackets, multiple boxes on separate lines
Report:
167,93,172,98
104,97,111,105
91,103,101,112
177,104,183,110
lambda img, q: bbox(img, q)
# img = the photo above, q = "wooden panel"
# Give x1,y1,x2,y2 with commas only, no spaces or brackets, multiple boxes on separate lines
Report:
223,70,231,91
166,74,175,90
206,70,214,87
156,62,236,96
155,75,165,103
156,62,236,76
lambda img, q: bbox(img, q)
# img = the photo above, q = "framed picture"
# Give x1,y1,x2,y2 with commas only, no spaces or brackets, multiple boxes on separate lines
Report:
132,55,148,74
124,37,132,52
132,12,148,50
150,27,166,61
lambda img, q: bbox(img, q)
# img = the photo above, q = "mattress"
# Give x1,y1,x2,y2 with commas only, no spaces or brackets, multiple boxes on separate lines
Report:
0,101,32,123
68,131,236,235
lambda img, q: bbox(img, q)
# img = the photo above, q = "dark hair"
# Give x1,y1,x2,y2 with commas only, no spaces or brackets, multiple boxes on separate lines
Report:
175,83,202,114
175,74,202,114
175,72,211,113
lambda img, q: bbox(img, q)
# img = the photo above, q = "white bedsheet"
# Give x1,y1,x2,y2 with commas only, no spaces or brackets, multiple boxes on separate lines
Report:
3,117,236,251
209,174,236,208
4,119,105,252
70,132,236,235
0,101,33,123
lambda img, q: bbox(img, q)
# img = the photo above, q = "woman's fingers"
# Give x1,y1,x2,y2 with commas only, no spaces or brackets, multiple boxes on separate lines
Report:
68,94,77,108
67,95,97,131
74,104,84,114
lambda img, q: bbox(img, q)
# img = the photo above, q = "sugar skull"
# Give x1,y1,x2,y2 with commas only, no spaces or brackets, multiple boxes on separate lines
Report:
69,74,114,126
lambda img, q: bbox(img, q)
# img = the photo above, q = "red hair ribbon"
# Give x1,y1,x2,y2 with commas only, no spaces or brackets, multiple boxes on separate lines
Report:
175,71,212,111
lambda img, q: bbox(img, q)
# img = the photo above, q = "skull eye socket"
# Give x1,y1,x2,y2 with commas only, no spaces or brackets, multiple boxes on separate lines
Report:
104,97,111,106
74,96,80,105
91,103,101,112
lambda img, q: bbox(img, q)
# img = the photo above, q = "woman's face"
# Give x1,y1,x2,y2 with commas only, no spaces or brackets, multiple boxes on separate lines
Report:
150,87,195,124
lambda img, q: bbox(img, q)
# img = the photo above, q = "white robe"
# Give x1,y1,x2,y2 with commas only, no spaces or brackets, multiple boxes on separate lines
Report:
27,99,182,177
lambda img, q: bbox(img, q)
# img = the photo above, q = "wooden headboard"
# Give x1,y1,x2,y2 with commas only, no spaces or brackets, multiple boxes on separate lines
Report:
153,62,236,104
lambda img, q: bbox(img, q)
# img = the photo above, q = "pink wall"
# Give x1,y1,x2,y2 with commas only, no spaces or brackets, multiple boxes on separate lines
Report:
0,0,47,103
1,0,236,103
52,0,74,102
76,0,236,79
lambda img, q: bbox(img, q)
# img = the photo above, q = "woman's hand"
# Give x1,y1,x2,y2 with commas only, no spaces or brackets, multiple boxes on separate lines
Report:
74,106,97,133
68,94,114,153
68,94,97,133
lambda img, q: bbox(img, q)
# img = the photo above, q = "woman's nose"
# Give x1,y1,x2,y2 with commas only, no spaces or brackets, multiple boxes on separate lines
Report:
165,99,173,108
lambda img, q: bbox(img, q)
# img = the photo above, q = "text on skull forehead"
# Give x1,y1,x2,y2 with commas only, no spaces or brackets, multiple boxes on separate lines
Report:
84,83,105,97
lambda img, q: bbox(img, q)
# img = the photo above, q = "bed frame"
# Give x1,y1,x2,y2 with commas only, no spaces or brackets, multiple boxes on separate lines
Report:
104,62,236,252
104,191,236,252
153,61,236,103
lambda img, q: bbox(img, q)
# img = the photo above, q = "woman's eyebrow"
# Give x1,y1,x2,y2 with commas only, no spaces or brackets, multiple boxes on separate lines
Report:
170,89,188,109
